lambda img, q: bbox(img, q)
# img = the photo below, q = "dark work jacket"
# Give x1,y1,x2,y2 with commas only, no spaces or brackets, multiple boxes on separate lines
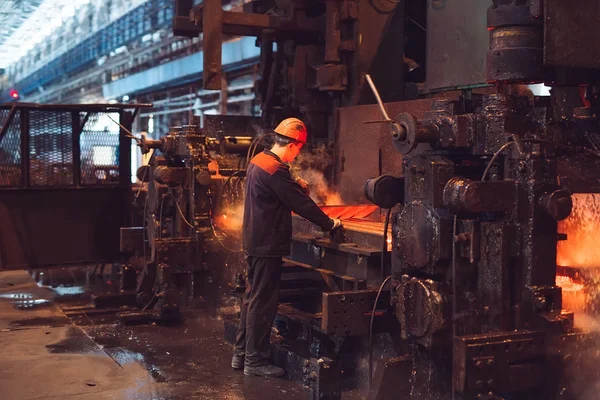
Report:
243,150,334,256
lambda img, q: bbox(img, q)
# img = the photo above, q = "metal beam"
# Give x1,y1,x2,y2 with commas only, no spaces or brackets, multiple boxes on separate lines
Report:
203,0,223,90
173,9,321,37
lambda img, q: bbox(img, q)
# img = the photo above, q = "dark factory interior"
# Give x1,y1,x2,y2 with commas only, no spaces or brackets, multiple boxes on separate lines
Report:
2,0,600,399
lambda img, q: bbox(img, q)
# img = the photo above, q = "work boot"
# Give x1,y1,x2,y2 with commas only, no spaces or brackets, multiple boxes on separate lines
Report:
244,364,285,377
231,354,244,370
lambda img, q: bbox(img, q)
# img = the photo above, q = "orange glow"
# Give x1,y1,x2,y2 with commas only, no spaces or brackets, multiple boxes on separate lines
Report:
323,192,343,206
557,194,600,268
214,204,244,236
318,205,379,220
556,275,587,312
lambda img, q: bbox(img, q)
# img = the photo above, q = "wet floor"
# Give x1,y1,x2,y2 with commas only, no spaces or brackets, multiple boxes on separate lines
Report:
1,266,314,400
84,312,309,400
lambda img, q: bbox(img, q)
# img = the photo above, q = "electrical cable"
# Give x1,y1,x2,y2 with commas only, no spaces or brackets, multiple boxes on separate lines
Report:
480,141,516,181
245,134,262,167
368,209,394,390
250,134,266,159
141,284,159,311
480,137,545,181
246,133,271,167
369,275,393,391
142,191,194,312
247,136,261,163
207,197,243,253
140,190,170,311
173,193,196,229
224,170,246,190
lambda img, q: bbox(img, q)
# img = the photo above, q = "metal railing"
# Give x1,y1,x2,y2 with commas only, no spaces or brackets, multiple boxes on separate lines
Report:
0,102,149,189
0,102,151,270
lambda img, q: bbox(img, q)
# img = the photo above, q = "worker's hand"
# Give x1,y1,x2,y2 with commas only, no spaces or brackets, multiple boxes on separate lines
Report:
331,218,342,230
295,177,310,196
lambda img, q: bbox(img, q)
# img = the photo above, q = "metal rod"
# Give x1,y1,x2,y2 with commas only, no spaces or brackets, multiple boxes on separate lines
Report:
20,109,29,188
106,113,141,144
72,112,85,186
365,74,391,121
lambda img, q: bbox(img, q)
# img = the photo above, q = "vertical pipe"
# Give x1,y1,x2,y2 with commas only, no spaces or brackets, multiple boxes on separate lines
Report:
20,109,29,189
119,110,133,226
71,111,81,186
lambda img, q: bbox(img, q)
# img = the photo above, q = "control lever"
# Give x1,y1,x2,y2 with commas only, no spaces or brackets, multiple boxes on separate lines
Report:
364,74,406,141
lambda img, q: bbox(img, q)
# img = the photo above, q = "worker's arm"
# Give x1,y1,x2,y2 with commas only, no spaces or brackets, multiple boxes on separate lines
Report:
270,168,335,231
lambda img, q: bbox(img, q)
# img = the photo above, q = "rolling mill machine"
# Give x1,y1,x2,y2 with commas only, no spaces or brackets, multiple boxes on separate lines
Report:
174,0,600,399
2,1,599,400
116,115,267,321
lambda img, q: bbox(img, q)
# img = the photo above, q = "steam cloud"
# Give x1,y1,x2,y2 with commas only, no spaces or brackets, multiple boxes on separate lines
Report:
295,168,344,206
292,146,344,206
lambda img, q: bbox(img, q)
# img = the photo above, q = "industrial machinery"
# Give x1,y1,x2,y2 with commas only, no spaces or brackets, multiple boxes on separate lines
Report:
118,115,264,321
174,0,600,399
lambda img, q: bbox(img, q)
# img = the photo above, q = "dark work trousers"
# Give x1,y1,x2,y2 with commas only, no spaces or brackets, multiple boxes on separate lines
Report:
233,256,283,367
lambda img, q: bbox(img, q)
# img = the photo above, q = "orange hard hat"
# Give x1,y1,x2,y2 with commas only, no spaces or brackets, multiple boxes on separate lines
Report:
274,117,307,144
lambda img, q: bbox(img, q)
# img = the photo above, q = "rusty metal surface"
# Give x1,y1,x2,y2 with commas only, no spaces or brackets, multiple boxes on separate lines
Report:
185,6,321,37
290,209,390,287
292,206,389,251
202,0,223,90
544,0,600,69
335,99,436,203
453,331,545,394
442,178,518,214
321,289,389,336
426,0,489,90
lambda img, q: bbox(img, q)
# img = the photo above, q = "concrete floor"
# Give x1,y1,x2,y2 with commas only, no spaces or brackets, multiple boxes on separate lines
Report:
0,268,311,400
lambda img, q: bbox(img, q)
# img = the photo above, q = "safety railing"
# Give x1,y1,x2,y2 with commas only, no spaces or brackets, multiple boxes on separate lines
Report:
0,102,151,269
0,103,149,189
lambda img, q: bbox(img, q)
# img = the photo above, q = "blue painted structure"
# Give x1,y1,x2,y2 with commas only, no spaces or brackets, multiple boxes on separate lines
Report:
9,0,174,99
102,37,260,98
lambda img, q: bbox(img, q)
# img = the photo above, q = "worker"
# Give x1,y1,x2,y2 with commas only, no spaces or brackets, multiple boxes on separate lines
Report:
232,117,342,377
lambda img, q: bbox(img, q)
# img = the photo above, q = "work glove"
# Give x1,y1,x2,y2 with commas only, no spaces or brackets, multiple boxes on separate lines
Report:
331,218,342,230
295,177,311,196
